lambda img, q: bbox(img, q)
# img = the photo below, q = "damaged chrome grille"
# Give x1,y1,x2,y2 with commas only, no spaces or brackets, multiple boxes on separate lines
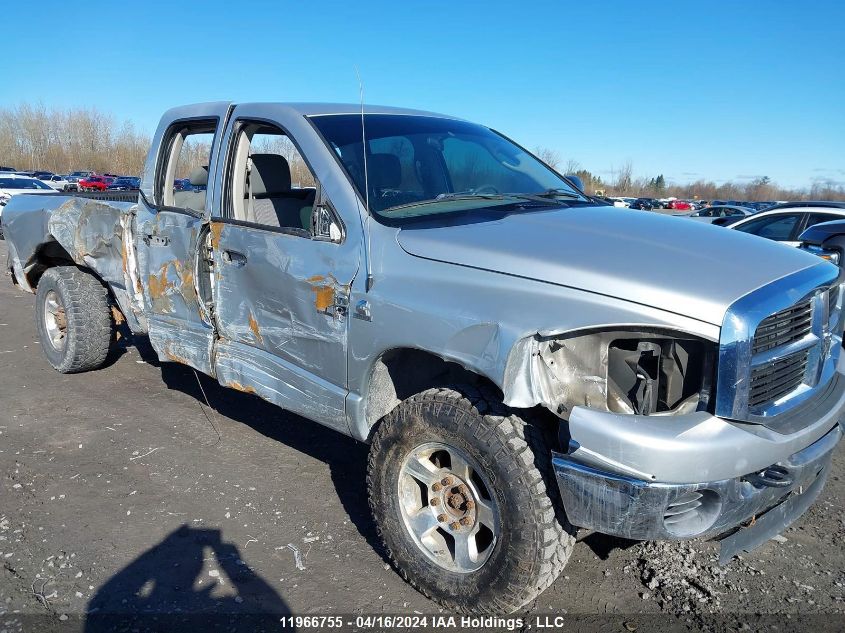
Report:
748,349,810,408
752,300,813,354
716,265,842,425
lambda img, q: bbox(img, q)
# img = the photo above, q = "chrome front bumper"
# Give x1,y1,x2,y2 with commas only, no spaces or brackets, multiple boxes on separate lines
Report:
552,373,845,561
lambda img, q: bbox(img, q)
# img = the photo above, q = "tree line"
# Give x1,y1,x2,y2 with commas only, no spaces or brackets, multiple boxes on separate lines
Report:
0,103,149,176
1,103,841,201
536,148,845,202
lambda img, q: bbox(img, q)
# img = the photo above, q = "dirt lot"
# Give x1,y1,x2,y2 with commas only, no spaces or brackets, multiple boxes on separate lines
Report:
0,238,843,632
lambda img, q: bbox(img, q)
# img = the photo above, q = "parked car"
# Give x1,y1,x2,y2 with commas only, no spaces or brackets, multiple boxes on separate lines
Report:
629,198,657,210
0,174,57,224
0,166,17,172
64,176,85,189
797,219,845,268
106,176,141,191
765,201,845,212
43,174,74,191
667,199,692,210
78,175,114,191
67,170,94,179
677,205,754,224
3,102,843,613
729,206,845,246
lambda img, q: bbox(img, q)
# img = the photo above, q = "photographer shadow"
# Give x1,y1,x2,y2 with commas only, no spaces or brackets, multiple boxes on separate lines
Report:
85,525,292,632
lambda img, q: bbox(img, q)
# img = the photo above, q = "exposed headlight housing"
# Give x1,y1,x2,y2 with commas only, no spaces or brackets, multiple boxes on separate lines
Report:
528,329,717,417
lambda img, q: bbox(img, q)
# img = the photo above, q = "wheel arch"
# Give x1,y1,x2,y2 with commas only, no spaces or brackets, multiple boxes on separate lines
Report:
19,237,77,291
352,347,504,442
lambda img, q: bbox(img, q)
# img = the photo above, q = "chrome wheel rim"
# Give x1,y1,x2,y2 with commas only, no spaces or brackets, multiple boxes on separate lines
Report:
398,441,499,573
43,290,68,351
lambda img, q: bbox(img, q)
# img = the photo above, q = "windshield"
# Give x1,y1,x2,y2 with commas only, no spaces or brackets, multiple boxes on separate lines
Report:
310,114,584,220
0,177,52,190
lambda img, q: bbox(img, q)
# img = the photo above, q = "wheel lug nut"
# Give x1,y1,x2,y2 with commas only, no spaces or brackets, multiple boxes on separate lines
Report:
465,500,475,509
432,483,441,491
459,485,468,495
437,514,447,523
430,498,439,506
441,477,452,486
449,521,461,530
460,517,471,526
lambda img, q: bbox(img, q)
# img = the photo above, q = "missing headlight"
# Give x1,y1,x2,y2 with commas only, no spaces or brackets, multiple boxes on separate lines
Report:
534,330,716,417
608,337,711,415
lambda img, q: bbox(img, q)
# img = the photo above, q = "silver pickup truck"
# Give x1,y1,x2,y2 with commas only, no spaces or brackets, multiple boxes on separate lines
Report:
3,102,843,613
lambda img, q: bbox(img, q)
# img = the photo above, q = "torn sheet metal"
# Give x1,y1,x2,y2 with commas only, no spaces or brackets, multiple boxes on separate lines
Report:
46,197,146,331
132,206,215,375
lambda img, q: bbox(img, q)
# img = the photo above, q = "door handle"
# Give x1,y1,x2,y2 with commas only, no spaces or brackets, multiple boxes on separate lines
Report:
222,250,247,267
143,234,170,247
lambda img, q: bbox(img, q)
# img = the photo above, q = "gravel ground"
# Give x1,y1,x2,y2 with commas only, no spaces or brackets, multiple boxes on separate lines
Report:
0,238,843,632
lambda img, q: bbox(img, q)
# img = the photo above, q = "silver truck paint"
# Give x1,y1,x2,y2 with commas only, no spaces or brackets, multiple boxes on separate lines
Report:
3,102,843,565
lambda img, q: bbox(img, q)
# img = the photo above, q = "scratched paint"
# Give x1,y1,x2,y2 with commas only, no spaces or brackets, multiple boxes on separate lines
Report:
247,311,264,344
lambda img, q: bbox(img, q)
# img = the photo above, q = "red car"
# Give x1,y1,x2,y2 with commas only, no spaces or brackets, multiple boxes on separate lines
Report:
79,175,114,191
668,199,692,210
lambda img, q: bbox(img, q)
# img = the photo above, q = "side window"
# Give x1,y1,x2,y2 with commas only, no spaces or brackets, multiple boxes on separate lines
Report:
735,214,799,241
805,213,842,229
158,121,215,211
225,120,335,238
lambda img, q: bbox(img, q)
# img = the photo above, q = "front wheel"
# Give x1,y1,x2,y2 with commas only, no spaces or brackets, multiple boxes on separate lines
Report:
367,386,574,613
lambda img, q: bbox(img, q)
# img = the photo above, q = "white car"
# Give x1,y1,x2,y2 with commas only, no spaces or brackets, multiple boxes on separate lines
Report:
729,205,845,247
610,196,636,208
0,174,57,222
43,174,74,191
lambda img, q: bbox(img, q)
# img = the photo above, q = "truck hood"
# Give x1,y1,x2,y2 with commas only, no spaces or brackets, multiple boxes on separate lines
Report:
396,206,826,326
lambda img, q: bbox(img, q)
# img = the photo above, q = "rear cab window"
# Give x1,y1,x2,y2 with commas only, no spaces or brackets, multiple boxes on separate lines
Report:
157,120,217,213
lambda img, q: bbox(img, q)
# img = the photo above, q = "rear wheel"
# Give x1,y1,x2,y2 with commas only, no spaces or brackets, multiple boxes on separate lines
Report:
35,266,114,373
367,385,574,613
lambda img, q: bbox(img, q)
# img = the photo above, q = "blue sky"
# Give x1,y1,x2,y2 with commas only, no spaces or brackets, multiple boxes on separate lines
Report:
3,0,843,189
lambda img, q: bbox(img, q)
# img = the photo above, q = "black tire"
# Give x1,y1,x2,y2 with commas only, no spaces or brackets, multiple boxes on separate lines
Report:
367,385,574,613
35,266,113,373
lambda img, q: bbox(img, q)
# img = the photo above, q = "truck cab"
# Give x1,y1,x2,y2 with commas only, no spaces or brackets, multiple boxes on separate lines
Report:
3,102,843,614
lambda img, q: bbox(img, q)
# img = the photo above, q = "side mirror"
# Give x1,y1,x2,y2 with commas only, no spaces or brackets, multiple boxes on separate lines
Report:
565,174,584,192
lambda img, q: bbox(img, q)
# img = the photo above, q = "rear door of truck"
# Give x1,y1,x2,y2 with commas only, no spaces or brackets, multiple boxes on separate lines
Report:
134,104,231,374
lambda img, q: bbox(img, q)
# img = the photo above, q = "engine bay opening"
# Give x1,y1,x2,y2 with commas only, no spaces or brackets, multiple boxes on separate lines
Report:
534,330,716,418
607,338,710,415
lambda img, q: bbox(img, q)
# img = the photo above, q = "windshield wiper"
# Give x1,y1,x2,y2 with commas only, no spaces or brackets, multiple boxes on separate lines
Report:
382,193,513,213
435,192,506,201
528,188,583,199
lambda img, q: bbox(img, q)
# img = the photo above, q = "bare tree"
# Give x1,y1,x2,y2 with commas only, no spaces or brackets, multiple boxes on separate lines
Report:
534,146,561,170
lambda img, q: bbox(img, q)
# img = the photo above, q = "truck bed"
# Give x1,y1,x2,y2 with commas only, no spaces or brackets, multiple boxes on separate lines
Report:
3,191,145,331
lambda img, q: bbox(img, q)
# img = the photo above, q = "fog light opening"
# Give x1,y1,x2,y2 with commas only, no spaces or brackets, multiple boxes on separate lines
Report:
663,489,722,537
